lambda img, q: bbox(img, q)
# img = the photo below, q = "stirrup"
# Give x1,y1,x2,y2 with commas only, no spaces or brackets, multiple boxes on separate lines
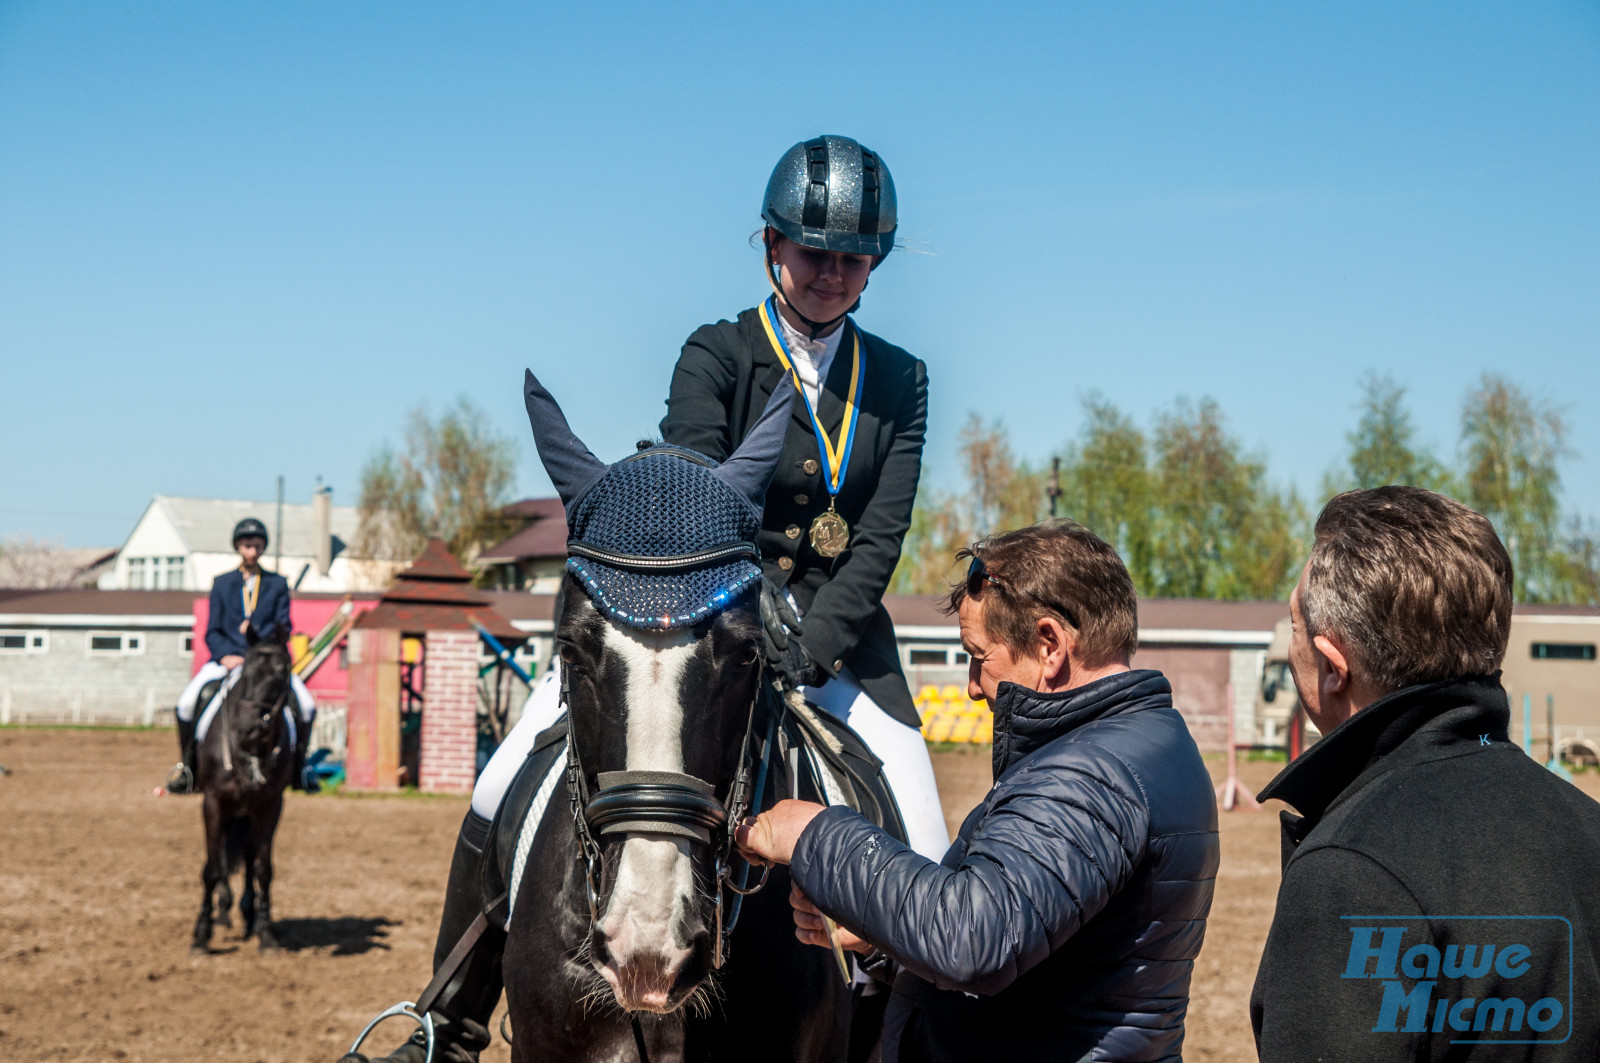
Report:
346,1001,434,1063
165,763,195,794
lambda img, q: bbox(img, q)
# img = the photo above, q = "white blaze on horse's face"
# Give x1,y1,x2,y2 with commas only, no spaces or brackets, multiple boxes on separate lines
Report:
595,622,700,1013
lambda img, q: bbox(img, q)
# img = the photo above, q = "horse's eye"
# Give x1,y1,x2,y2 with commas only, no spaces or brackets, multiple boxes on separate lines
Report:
738,644,760,667
559,644,579,665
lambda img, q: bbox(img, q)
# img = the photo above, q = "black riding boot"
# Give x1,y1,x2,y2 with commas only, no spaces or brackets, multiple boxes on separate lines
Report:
293,709,317,792
167,717,197,794
340,810,502,1063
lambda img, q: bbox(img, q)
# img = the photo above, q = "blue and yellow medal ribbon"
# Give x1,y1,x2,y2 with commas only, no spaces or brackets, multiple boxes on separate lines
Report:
241,568,259,619
757,296,864,499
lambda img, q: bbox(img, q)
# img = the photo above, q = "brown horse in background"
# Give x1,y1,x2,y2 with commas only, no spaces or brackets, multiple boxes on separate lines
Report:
191,627,297,953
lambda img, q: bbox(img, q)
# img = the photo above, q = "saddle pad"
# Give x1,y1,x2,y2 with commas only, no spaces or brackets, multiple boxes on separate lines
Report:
195,671,296,749
194,672,241,743
490,721,571,928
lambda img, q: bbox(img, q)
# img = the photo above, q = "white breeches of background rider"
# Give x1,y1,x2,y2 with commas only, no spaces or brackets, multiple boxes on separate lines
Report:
176,660,317,723
471,659,952,862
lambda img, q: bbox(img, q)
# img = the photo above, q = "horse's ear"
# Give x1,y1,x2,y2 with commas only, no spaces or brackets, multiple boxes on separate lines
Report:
274,622,292,648
712,377,795,514
245,623,261,647
525,369,608,509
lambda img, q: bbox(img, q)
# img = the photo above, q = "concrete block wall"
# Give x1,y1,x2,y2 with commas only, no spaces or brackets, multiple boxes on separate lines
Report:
420,630,478,793
0,626,194,725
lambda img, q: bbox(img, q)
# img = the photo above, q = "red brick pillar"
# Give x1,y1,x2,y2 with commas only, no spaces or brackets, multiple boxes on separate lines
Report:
420,630,479,793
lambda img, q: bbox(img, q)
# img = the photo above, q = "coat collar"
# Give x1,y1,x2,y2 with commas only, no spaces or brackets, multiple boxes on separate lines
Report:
989,669,1173,778
1257,673,1510,825
743,305,867,436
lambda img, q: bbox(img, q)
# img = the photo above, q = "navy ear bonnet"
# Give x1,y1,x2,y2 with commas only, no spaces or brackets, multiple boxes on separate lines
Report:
523,369,792,630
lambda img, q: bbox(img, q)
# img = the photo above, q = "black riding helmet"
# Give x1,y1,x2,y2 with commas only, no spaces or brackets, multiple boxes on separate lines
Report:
232,517,269,547
760,136,898,338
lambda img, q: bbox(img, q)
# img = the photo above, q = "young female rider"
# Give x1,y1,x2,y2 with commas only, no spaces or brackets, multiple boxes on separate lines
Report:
341,136,944,1063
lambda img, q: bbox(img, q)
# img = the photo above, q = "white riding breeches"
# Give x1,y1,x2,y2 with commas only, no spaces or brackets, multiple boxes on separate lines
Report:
471,663,565,820
798,666,950,861
176,660,316,724
470,659,951,861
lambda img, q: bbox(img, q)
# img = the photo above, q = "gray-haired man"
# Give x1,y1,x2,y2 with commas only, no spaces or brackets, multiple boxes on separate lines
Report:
1251,487,1600,1061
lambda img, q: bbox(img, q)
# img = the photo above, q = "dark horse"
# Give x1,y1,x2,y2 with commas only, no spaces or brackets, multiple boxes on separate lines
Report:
191,626,297,953
495,373,886,1062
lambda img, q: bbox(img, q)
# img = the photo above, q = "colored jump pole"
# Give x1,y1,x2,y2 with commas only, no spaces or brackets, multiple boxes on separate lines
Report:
471,618,534,688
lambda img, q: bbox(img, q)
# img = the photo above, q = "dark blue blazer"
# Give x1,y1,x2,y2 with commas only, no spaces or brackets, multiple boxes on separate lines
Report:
205,567,291,660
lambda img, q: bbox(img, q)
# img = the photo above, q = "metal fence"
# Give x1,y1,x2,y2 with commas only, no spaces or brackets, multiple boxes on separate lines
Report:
0,685,172,727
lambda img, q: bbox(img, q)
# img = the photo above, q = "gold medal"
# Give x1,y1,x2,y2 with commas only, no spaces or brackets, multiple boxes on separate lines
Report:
809,503,850,558
758,300,865,564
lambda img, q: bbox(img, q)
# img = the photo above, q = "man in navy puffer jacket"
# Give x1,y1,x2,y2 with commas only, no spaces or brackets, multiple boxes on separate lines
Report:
738,521,1219,1062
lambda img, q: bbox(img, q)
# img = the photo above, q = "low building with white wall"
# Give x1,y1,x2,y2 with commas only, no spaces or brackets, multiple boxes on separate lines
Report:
0,589,196,725
101,492,401,593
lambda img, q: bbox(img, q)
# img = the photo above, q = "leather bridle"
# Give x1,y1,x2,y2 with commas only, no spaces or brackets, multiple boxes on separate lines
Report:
558,552,779,971
221,677,291,784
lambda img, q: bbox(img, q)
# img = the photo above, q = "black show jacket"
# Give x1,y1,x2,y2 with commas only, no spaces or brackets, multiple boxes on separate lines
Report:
661,306,926,727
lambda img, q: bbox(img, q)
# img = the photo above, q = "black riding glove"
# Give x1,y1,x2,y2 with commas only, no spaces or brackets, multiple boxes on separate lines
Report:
760,579,820,690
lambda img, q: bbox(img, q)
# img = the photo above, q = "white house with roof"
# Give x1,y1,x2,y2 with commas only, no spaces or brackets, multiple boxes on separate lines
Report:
100,491,398,593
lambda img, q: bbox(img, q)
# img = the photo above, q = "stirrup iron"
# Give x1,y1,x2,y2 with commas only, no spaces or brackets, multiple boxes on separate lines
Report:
346,1001,434,1063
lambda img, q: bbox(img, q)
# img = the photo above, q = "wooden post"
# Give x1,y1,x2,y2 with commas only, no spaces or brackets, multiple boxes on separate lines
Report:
346,628,403,790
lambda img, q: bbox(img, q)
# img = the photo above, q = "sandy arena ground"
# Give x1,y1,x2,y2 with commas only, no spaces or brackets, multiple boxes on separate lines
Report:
3,727,1596,1062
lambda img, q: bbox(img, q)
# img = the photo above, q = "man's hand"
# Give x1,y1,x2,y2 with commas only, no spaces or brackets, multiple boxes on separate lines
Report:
790,884,873,954
734,798,825,867
220,655,244,670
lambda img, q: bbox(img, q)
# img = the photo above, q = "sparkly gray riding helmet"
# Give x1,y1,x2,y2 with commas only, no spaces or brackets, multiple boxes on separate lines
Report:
523,369,793,630
762,136,897,258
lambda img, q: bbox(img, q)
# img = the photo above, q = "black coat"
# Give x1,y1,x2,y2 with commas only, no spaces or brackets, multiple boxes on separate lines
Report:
660,306,927,727
205,567,290,660
1250,676,1600,1061
791,670,1220,1063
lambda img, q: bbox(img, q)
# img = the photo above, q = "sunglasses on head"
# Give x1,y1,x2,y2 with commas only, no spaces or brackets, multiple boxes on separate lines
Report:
965,556,1080,630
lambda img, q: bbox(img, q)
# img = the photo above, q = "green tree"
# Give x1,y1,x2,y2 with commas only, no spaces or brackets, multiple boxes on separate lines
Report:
895,398,1303,601
1328,373,1453,494
1054,396,1155,591
1148,398,1304,600
1552,519,1600,606
890,416,1043,594
354,397,519,569
1460,373,1568,602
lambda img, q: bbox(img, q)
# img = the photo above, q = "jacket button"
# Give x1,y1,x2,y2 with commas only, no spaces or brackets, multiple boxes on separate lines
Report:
802,458,820,475
785,524,801,540
795,493,809,505
778,557,794,571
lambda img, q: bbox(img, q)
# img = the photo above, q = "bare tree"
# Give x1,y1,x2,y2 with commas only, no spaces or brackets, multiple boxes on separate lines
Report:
354,397,519,570
0,537,89,589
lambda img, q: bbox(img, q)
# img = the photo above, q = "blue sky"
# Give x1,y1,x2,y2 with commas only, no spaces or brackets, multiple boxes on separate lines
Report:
2,1,1597,548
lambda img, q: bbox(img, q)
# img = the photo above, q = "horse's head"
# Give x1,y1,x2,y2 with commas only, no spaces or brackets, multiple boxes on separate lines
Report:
235,623,293,748
525,369,791,1013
